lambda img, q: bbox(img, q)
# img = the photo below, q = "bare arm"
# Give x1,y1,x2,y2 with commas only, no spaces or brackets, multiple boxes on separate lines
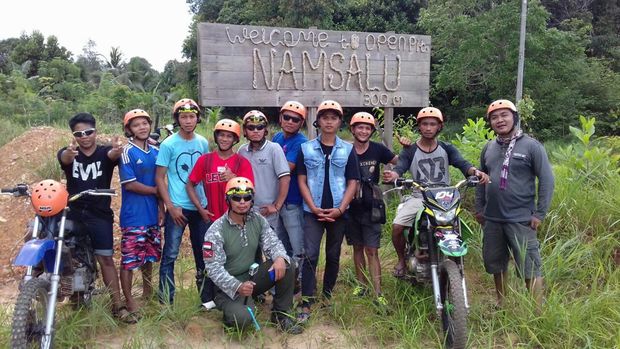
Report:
338,178,358,213
298,174,319,214
124,181,157,195
274,175,290,210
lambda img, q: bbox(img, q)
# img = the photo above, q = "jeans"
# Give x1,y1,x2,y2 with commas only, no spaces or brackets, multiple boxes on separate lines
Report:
158,209,215,304
301,212,346,307
276,203,305,268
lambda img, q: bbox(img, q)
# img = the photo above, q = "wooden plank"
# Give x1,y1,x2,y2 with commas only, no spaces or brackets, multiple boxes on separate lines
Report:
382,108,394,151
197,22,431,108
307,107,317,139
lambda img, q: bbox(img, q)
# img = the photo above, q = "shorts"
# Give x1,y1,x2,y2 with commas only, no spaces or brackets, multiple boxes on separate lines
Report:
345,214,382,248
482,221,543,279
121,225,162,271
392,196,424,227
67,208,114,256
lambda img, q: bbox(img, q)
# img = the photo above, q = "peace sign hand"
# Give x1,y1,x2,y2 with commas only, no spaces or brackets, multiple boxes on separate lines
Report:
66,139,79,160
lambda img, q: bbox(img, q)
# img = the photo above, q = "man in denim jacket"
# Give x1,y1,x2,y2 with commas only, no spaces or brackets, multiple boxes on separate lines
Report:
296,100,360,322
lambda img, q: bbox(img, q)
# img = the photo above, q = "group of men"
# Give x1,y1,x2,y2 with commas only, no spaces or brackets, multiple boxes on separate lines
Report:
57,97,553,331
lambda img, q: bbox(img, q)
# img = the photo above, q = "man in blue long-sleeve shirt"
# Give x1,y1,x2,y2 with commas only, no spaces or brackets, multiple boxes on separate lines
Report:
475,99,555,307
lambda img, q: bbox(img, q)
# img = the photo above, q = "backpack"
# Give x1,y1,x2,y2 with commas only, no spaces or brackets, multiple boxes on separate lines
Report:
360,179,386,224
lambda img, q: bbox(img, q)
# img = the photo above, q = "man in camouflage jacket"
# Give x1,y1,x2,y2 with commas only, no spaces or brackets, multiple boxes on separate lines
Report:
203,177,303,333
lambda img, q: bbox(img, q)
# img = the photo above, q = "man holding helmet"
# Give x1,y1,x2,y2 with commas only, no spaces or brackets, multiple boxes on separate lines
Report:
348,112,397,305
383,107,489,278
475,99,554,307
156,98,212,308
203,177,302,334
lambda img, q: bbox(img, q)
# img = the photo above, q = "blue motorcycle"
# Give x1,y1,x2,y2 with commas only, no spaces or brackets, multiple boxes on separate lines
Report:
3,183,115,349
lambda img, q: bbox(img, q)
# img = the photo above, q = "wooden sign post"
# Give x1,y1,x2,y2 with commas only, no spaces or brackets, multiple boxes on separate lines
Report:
197,23,431,148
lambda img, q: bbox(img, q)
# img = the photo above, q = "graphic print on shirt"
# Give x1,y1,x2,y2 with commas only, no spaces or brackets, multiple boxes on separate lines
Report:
72,161,102,180
175,151,203,183
415,157,446,183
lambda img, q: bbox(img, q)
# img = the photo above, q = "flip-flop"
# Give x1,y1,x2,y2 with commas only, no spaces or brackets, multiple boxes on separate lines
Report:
114,306,141,324
393,265,406,278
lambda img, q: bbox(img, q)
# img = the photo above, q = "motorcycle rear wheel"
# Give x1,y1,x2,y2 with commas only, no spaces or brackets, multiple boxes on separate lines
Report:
11,277,52,349
439,259,468,349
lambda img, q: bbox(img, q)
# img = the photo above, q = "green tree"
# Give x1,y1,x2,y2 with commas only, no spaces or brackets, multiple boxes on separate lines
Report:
419,0,620,139
9,31,72,77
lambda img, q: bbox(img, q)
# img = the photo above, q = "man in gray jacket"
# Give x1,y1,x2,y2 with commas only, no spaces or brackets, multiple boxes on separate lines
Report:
475,99,554,307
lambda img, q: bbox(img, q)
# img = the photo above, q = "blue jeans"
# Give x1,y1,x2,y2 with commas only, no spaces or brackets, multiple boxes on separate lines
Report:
276,203,305,268
301,212,346,307
158,209,215,304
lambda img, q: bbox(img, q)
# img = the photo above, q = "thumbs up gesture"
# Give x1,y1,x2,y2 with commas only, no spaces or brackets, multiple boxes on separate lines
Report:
221,163,235,182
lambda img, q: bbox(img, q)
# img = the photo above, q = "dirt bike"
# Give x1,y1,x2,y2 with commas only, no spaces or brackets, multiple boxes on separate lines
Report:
3,184,116,349
384,176,479,349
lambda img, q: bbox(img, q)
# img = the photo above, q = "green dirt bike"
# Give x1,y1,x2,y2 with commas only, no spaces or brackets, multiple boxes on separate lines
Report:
385,176,479,349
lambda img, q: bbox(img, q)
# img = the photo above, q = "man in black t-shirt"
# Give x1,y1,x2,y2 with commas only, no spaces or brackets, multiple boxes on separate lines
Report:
347,112,397,306
57,112,127,319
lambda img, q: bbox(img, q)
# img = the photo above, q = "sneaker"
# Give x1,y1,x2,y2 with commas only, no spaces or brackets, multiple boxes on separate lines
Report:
296,310,311,324
375,295,388,307
352,285,367,297
201,300,217,311
271,313,304,334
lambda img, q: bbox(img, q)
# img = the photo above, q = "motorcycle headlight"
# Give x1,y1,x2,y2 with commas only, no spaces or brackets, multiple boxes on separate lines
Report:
432,208,456,224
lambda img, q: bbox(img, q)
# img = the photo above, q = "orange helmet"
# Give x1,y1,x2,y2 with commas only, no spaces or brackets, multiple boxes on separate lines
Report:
486,99,517,118
30,180,69,217
214,118,241,139
280,101,307,120
317,100,343,118
225,177,254,195
243,110,268,125
123,109,152,128
173,98,200,117
417,107,444,123
350,112,376,128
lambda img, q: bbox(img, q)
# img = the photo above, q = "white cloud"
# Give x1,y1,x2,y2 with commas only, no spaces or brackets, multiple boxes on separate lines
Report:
0,0,194,71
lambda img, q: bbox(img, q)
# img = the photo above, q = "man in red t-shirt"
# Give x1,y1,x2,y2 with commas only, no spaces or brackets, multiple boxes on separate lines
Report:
187,119,254,221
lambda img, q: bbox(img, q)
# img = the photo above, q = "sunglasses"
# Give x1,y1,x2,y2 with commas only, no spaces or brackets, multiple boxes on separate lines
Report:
245,124,266,131
230,194,253,202
282,114,302,123
72,128,96,138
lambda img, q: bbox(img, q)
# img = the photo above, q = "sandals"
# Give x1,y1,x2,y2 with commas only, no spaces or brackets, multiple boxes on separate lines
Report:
113,306,141,324
393,264,406,279
296,311,311,324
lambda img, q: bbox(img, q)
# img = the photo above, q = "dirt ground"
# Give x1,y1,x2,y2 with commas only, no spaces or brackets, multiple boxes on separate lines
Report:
0,127,363,349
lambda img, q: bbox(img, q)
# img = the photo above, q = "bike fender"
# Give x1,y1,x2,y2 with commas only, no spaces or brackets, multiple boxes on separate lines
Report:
438,239,468,257
14,239,56,270
460,218,475,241
409,207,425,240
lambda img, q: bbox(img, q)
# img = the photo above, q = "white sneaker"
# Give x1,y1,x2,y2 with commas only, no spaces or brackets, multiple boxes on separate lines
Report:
202,300,216,311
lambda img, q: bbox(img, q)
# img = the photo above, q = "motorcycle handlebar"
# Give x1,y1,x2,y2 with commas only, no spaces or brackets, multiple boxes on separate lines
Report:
1,184,29,196
68,189,117,202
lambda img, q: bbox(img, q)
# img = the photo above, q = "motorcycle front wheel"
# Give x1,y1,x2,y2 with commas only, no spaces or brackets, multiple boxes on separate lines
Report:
11,277,52,349
439,259,468,349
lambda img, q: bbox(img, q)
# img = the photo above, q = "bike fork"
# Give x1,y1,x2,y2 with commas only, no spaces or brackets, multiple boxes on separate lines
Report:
430,263,443,315
23,217,41,283
460,260,470,311
43,214,67,348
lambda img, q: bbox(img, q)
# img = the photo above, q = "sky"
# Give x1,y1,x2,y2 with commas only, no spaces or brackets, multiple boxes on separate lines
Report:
0,0,194,72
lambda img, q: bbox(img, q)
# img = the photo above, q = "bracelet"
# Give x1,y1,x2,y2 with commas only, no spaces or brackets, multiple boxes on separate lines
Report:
337,208,343,215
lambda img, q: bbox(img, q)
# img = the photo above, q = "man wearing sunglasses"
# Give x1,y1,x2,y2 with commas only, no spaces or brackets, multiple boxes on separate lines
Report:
203,177,303,334
57,112,126,319
238,110,290,230
271,101,308,280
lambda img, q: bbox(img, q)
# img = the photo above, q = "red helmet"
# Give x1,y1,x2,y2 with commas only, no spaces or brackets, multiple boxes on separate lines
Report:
417,107,444,123
280,101,307,120
30,180,68,217
123,109,152,128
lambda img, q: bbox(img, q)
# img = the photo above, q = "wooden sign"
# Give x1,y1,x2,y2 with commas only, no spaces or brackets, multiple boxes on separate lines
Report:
197,23,431,108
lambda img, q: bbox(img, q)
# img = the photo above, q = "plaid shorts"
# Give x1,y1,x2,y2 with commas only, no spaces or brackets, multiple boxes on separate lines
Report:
120,225,162,271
